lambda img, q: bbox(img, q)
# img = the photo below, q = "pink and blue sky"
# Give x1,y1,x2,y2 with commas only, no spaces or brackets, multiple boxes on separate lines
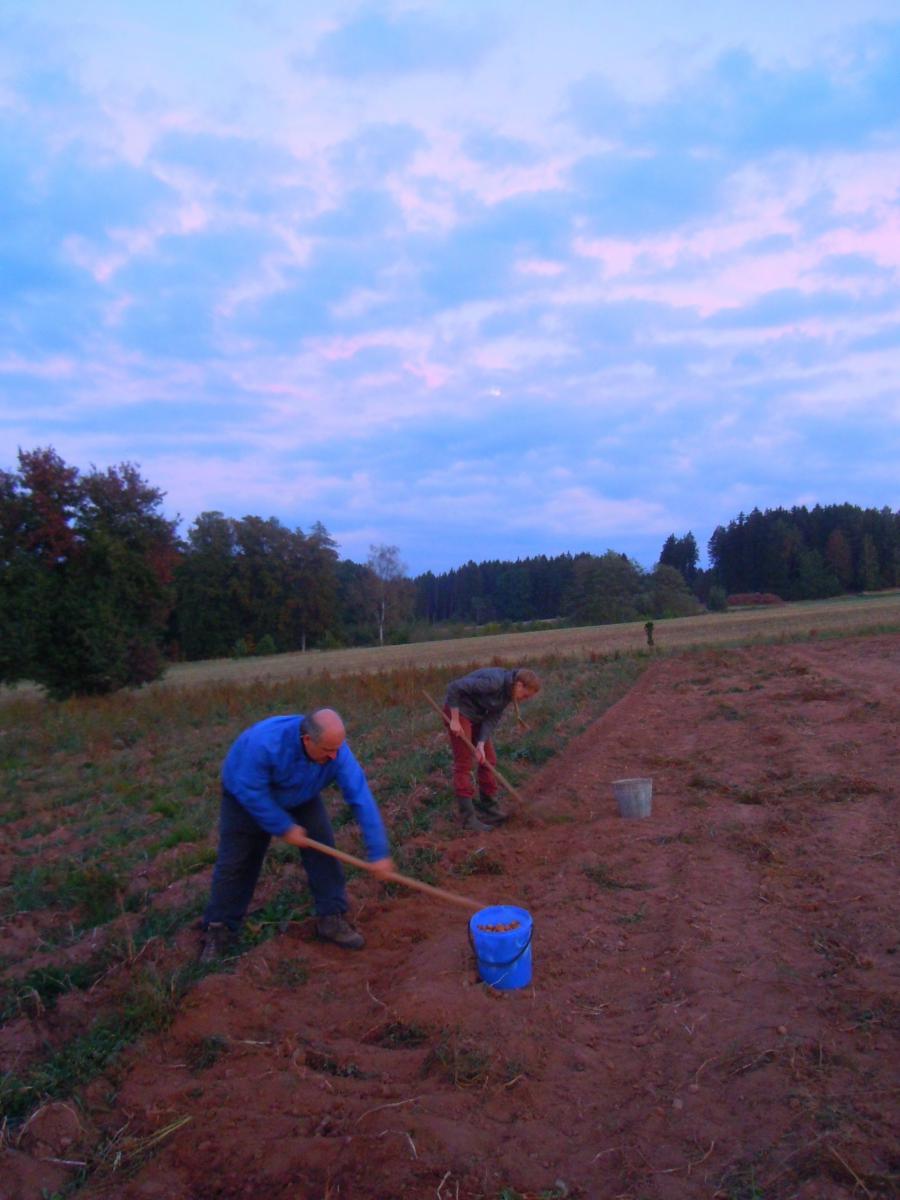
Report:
2,0,898,573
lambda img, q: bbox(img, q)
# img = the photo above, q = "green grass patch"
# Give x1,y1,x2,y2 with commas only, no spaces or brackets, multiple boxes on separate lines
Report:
241,884,313,947
3,862,127,924
158,819,207,849
0,960,102,1022
391,791,453,840
0,892,207,1026
387,845,443,889
0,962,213,1122
151,797,183,819
506,737,556,764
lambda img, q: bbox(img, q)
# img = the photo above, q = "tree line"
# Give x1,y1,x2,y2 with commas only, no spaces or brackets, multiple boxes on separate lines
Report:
706,505,899,600
1,448,897,697
173,513,415,660
413,553,700,627
0,449,421,697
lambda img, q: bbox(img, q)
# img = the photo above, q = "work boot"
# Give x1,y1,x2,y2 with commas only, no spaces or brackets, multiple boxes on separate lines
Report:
475,792,509,824
199,922,237,964
457,797,492,833
316,914,365,950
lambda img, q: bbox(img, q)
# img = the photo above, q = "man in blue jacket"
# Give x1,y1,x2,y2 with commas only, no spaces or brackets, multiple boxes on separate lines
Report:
200,707,394,961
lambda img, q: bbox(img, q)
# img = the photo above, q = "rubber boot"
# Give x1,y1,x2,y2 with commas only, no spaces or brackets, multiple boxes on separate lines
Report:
475,791,509,824
457,797,491,833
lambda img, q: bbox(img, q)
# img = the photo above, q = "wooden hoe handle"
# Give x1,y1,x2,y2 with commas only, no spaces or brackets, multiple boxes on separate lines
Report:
301,836,483,913
422,689,529,809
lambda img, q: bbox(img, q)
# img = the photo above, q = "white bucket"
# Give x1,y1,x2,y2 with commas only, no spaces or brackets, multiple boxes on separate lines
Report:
612,777,652,819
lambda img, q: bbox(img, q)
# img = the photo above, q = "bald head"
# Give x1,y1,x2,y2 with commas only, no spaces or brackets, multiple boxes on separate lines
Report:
301,708,346,763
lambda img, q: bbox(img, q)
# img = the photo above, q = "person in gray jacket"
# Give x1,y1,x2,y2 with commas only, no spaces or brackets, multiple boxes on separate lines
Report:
443,667,541,830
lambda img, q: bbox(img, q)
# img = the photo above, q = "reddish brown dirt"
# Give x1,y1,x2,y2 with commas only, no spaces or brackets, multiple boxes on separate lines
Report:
4,635,899,1199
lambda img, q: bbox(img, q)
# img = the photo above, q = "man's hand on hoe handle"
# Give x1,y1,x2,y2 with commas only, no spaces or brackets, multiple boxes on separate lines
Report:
281,823,310,849
282,820,309,849
367,856,395,879
448,705,486,762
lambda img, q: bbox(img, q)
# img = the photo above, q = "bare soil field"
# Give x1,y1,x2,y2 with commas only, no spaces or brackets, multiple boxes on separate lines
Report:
2,633,898,1199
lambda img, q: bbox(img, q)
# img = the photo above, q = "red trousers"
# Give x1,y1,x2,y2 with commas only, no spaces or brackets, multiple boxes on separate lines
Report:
444,705,497,800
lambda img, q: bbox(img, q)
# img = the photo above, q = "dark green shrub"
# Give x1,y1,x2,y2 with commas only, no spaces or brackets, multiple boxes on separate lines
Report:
708,585,728,612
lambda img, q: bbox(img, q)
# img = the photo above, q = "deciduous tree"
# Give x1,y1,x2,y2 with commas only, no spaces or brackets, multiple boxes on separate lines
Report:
367,543,413,645
0,448,178,698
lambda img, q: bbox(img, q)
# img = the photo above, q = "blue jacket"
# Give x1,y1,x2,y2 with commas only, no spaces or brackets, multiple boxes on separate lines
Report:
221,715,390,860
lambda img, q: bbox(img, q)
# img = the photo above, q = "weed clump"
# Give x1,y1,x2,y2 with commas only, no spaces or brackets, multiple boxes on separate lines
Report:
582,863,650,891
423,1030,527,1090
424,1033,493,1088
265,958,307,989
185,1034,228,1072
304,1048,366,1078
371,1020,430,1048
455,849,504,877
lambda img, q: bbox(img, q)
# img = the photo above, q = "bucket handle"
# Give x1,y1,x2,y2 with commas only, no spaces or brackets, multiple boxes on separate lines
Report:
467,921,534,970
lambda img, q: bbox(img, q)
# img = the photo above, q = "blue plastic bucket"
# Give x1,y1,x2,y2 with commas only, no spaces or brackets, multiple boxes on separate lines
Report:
468,905,533,990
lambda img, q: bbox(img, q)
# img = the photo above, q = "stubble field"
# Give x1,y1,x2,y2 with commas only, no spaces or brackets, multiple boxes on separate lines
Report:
159,592,900,688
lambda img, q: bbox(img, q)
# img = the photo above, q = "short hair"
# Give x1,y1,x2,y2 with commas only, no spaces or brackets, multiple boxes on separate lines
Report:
515,668,541,692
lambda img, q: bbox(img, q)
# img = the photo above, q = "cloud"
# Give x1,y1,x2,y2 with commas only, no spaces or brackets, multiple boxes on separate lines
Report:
850,323,900,353
419,190,572,304
309,187,403,238
330,122,426,181
818,252,897,281
59,222,289,359
0,106,175,239
119,226,283,292
568,22,900,158
568,151,724,235
152,130,301,191
509,486,672,539
643,50,864,155
301,8,496,78
44,154,177,238
230,224,403,347
461,128,541,167
706,286,891,330
565,72,632,141
149,452,352,523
